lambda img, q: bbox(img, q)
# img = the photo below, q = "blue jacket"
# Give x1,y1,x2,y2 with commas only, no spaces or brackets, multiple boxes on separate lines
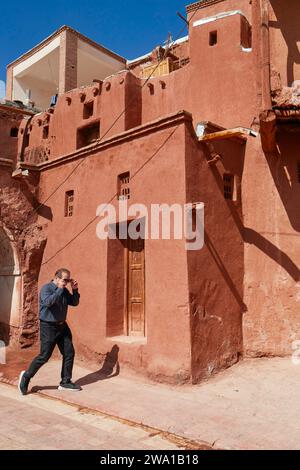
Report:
39,282,80,323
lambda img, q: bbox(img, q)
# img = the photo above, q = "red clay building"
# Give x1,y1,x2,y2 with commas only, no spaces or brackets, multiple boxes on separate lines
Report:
0,0,300,383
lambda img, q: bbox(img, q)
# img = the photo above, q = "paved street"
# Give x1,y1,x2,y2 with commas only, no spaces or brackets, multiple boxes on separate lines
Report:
0,383,184,450
1,355,300,450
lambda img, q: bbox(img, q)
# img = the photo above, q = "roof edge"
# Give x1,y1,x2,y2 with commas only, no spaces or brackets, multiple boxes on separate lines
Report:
127,35,189,66
7,25,126,70
20,110,193,172
186,0,225,14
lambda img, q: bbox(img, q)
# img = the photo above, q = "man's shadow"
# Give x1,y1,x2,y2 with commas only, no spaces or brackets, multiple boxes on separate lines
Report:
31,385,58,393
76,345,120,387
31,345,120,393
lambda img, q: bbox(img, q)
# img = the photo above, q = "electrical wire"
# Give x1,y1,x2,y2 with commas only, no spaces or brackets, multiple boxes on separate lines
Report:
0,4,202,255
41,124,179,265
23,3,201,214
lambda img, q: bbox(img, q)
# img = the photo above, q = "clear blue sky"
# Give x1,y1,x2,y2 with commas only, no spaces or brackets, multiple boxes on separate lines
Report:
0,0,190,84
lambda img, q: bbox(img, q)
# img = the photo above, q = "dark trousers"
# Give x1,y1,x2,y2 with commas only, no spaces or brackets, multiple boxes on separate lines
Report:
26,321,75,383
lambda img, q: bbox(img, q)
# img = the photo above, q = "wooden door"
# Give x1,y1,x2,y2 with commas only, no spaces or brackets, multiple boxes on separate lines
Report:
126,237,145,337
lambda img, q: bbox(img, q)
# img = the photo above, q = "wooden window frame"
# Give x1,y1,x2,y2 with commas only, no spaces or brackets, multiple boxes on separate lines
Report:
223,173,236,201
65,190,74,217
118,172,131,201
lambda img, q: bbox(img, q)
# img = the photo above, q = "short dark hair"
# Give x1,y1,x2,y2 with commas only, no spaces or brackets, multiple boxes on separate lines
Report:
55,268,70,279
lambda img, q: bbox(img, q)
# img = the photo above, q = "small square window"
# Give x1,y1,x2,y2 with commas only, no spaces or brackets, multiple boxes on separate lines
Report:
10,127,18,137
118,172,130,200
209,31,218,46
65,190,74,217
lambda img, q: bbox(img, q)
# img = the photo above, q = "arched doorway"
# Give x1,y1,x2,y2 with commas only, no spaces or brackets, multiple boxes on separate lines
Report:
0,226,21,344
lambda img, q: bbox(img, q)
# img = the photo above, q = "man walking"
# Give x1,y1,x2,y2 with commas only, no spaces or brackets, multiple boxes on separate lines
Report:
18,268,82,395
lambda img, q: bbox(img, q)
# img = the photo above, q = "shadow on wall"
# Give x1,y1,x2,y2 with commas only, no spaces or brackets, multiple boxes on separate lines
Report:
264,129,300,235
76,345,120,387
269,0,300,86
204,231,247,312
210,142,300,282
16,171,53,222
202,140,247,313
230,199,299,282
36,204,53,222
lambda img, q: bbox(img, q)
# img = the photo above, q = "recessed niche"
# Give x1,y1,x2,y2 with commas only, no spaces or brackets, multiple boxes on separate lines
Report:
83,101,94,120
209,31,218,46
77,121,100,149
43,126,49,139
10,127,18,137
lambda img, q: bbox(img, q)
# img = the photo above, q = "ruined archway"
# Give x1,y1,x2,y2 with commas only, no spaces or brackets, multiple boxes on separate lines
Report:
0,225,22,345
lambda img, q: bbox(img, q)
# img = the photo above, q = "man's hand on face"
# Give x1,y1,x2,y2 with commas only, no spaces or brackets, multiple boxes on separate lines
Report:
71,279,79,290
57,278,66,289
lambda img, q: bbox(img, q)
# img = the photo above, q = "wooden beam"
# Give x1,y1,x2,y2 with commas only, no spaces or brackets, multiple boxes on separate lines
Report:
198,127,249,143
